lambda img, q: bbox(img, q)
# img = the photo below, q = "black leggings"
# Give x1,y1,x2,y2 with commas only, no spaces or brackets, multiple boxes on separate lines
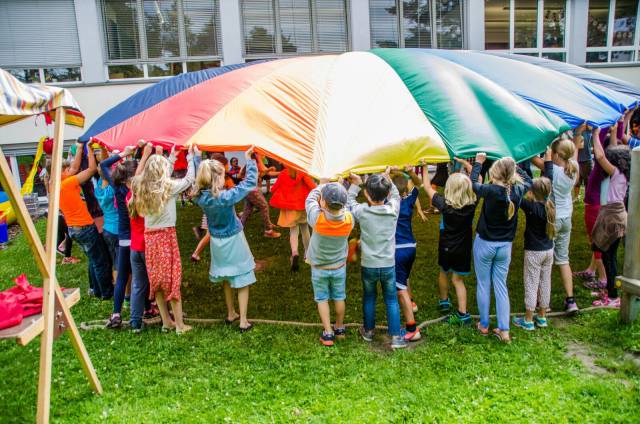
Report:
601,238,622,299
57,215,72,257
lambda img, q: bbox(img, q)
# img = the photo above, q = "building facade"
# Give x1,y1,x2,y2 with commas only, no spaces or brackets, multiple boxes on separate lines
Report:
1,0,639,180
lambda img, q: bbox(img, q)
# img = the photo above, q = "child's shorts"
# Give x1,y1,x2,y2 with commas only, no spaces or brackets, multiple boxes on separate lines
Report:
311,266,346,302
395,247,416,290
438,246,471,276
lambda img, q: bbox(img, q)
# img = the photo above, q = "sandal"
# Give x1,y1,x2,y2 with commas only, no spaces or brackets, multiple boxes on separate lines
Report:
239,322,254,333
476,322,489,336
190,254,201,263
492,328,511,344
224,314,239,325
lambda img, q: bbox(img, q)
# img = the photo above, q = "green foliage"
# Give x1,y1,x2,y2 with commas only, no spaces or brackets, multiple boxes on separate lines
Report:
0,196,639,423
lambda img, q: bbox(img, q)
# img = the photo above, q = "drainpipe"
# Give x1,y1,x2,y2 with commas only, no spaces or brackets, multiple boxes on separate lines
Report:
620,147,640,323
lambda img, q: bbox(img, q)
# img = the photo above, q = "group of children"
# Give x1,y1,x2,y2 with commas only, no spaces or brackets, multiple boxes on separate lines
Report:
52,107,638,347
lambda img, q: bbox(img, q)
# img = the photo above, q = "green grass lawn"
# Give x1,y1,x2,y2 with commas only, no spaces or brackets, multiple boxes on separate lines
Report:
1,195,639,423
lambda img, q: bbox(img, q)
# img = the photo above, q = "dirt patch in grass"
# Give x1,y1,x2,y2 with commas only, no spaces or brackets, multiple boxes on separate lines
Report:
566,341,609,375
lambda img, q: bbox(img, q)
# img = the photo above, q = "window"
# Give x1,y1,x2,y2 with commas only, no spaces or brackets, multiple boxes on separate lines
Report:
370,0,464,49
586,0,639,64
0,0,82,83
101,0,223,79
485,0,567,61
240,0,350,58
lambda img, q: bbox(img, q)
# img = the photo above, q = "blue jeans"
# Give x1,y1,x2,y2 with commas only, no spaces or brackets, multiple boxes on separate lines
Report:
69,224,113,299
113,244,132,314
129,250,150,329
102,230,118,269
473,236,512,331
361,266,402,336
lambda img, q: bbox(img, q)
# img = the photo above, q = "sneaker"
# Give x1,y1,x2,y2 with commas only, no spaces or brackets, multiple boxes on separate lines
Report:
105,314,122,329
411,301,419,314
564,299,579,315
61,256,80,265
333,326,346,339
87,288,96,297
403,328,421,342
513,317,535,331
359,326,374,342
584,279,607,290
264,230,281,238
290,255,299,272
130,322,144,334
391,335,408,349
320,331,335,347
448,311,472,326
438,298,452,314
592,295,620,308
533,315,548,328
573,270,596,281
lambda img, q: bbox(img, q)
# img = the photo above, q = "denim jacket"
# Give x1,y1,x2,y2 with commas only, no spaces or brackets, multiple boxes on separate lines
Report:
196,159,257,238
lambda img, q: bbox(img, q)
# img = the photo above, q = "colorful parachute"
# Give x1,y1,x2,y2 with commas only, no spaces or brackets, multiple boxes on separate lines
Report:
80,49,637,178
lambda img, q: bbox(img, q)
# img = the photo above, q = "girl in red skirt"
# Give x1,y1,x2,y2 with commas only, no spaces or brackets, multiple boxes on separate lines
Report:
130,143,198,334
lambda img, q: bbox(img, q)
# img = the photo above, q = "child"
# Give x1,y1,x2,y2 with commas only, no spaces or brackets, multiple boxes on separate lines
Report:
239,153,281,239
100,145,138,329
127,181,151,333
423,160,477,326
192,147,258,332
270,168,316,271
228,156,242,184
513,149,555,330
306,182,354,346
59,142,113,299
590,127,631,308
130,144,197,334
94,156,118,272
532,136,580,314
348,169,407,349
472,153,532,342
390,167,424,341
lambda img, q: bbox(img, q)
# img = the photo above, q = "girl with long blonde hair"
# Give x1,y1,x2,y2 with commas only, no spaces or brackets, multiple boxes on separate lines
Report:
471,153,532,343
532,134,580,314
514,148,556,331
423,160,477,327
192,147,259,332
130,143,197,334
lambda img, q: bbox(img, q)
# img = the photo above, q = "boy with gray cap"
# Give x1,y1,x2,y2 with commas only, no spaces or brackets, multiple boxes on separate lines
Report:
306,182,355,347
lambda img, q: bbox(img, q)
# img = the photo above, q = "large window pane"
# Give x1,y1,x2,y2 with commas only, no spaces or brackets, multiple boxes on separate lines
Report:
103,0,141,60
543,0,565,48
370,0,400,48
6,69,40,83
148,62,183,77
586,51,608,63
144,0,180,58
541,52,565,62
404,0,432,48
242,0,277,55
316,0,349,52
279,0,313,53
44,67,81,83
186,60,220,72
514,0,538,48
184,0,220,57
613,0,638,47
485,0,510,49
587,0,609,47
611,50,634,62
435,0,463,49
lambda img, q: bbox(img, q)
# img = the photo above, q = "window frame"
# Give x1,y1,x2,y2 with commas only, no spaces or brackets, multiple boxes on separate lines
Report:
369,0,466,50
99,0,224,80
240,0,352,60
585,0,640,65
485,0,570,61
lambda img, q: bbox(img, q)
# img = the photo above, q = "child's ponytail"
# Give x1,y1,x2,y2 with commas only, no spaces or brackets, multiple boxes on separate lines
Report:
506,184,515,220
552,139,578,179
545,197,556,240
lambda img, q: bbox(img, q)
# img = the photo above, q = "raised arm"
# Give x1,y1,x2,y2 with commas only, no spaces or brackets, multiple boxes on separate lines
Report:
541,147,553,179
100,145,135,187
421,164,437,200
453,157,473,174
609,122,619,147
135,141,153,176
346,173,365,221
470,153,489,196
170,146,196,195
67,142,84,176
305,186,323,229
592,127,616,176
621,108,634,144
74,146,98,184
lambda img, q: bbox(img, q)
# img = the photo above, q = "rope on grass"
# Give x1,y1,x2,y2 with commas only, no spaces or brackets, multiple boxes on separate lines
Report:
79,306,606,331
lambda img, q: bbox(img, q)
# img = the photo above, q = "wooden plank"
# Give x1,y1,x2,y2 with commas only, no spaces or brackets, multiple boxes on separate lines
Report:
0,288,80,345
37,107,65,424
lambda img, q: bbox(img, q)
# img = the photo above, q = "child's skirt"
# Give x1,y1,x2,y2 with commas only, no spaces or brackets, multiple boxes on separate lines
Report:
277,209,307,228
145,227,182,301
209,231,256,289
